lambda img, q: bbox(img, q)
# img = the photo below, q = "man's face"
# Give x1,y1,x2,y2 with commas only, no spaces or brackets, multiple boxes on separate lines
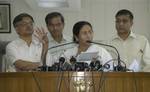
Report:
47,16,64,37
77,25,93,45
115,15,133,34
15,17,34,37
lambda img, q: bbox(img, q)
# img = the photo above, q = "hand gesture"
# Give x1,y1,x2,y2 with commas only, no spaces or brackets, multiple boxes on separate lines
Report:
34,27,49,51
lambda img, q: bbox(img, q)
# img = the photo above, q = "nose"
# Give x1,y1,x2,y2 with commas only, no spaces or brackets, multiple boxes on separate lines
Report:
53,25,59,31
53,26,57,30
88,31,93,37
87,33,93,40
117,21,124,26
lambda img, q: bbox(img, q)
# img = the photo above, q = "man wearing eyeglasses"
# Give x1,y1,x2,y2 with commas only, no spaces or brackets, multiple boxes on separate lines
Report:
6,13,50,72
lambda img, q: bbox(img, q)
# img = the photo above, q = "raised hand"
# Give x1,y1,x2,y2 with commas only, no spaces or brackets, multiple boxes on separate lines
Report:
34,27,48,45
34,27,49,64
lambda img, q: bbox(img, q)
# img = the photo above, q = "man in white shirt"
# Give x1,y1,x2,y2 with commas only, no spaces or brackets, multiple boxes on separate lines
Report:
6,13,49,72
109,9,150,72
45,12,73,65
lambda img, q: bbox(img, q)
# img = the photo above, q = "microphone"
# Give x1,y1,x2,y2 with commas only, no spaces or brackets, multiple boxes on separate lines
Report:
94,60,102,70
40,42,76,71
75,62,89,71
87,40,126,71
70,56,77,71
98,63,110,71
69,56,89,71
58,57,65,71
90,60,102,71
50,57,71,71
58,57,72,71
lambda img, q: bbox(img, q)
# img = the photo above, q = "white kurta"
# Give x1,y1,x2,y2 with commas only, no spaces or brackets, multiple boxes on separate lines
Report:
63,44,113,71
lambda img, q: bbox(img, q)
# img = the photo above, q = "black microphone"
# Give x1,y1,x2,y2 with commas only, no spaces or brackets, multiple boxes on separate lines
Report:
94,60,102,70
40,42,76,71
87,40,126,71
59,57,72,71
98,63,110,71
70,56,90,71
89,61,95,70
59,57,65,71
70,56,77,71
50,57,71,71
90,60,102,71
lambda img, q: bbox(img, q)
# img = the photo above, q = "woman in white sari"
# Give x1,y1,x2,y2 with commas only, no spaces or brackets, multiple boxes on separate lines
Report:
63,21,113,71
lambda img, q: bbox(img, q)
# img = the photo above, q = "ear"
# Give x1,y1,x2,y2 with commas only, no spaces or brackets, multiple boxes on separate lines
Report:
74,35,79,41
131,20,133,26
61,24,65,30
15,27,20,35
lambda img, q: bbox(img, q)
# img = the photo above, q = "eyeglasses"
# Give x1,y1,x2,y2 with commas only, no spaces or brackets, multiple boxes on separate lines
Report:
116,20,129,24
16,22,34,27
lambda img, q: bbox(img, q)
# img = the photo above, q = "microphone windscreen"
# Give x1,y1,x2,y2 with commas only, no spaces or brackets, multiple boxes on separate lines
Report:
70,56,76,64
59,57,65,64
90,61,95,68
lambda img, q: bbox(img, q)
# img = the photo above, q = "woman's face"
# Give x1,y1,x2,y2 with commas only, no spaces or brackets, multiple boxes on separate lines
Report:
77,24,93,45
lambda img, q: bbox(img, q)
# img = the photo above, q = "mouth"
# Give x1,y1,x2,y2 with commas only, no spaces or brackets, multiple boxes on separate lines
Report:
118,28,126,32
25,28,33,33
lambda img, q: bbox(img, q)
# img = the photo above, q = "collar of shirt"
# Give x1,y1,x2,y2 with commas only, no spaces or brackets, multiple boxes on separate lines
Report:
47,32,71,47
112,31,137,41
73,44,98,56
17,36,41,47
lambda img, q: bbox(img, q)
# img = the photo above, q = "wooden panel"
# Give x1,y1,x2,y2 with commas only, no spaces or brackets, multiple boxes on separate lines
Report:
0,72,150,92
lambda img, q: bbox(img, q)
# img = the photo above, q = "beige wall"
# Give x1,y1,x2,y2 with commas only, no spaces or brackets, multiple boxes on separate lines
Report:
0,0,150,42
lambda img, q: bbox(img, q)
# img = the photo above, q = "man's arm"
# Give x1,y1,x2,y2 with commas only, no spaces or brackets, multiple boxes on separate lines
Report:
142,38,150,72
6,43,41,72
14,60,40,71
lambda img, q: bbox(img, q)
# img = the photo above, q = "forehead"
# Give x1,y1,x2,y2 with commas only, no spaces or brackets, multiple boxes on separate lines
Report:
48,16,62,24
116,15,131,20
19,17,33,23
80,25,92,32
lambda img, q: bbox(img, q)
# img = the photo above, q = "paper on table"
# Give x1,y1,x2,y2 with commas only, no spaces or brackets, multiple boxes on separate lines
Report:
77,52,98,62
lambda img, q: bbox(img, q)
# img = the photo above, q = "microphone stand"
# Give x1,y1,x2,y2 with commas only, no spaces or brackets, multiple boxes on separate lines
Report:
40,47,48,71
87,41,126,71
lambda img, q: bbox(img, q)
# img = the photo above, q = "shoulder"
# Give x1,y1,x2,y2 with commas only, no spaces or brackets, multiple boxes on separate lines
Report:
6,39,21,49
135,34,148,41
6,39,23,54
134,34,149,46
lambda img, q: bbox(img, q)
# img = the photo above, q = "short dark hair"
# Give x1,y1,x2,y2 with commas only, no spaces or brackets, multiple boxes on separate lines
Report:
73,21,92,42
45,12,64,25
13,13,34,28
115,9,134,20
